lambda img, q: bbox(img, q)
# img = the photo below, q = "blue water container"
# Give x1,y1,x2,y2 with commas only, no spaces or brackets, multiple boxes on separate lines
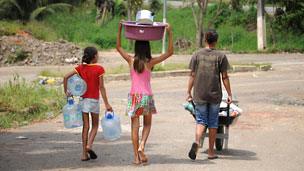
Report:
63,98,83,128
101,112,122,141
67,74,87,96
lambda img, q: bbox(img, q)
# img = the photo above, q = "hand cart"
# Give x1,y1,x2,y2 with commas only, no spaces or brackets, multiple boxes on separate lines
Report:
184,100,239,151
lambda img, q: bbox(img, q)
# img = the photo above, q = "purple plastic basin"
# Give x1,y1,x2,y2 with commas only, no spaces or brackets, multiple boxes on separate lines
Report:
122,21,166,41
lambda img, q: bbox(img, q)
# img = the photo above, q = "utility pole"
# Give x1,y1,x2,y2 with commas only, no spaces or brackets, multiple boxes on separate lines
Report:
257,0,266,50
161,0,167,66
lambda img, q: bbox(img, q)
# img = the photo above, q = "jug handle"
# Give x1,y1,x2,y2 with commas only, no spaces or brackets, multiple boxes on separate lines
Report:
105,111,115,117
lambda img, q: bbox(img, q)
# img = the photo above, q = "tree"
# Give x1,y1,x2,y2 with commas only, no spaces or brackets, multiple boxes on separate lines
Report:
191,0,208,48
126,0,143,21
0,0,73,21
231,0,241,11
95,0,115,25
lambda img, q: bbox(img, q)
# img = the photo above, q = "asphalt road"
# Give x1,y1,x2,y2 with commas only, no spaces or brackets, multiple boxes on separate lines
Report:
0,53,304,171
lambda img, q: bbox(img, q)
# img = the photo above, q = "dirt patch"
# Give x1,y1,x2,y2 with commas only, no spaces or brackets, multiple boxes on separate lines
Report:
0,33,82,66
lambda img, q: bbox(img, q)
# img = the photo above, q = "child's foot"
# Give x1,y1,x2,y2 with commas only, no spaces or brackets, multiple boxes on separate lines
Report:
81,153,90,161
207,149,218,160
138,147,148,163
132,155,141,165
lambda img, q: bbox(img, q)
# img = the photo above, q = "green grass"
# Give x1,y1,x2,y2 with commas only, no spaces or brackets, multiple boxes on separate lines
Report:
1,5,303,53
39,70,65,77
0,20,58,41
0,75,65,129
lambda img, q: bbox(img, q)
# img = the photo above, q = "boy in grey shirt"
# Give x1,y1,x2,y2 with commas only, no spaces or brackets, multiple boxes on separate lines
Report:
187,30,232,160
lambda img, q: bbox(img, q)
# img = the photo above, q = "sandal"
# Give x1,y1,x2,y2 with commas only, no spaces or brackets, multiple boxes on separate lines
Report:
81,157,90,161
208,155,219,160
87,149,98,159
188,143,198,160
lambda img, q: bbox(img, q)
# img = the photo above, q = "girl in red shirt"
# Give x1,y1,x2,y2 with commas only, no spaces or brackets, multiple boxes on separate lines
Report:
63,47,112,161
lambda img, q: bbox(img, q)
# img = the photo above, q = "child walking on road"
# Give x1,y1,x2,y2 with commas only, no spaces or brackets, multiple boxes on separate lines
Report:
187,30,232,160
116,22,173,165
63,47,112,161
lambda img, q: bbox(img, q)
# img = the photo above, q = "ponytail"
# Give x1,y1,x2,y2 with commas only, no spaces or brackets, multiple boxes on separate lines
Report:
82,47,98,64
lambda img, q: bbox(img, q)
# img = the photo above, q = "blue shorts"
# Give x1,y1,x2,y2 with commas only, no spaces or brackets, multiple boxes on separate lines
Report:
195,103,220,128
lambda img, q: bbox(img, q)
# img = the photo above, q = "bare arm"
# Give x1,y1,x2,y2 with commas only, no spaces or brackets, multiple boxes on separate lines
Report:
148,25,174,67
116,22,132,65
221,71,232,104
63,70,77,96
99,76,113,111
187,72,195,101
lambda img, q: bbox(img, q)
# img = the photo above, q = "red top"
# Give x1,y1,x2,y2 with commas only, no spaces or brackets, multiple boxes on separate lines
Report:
75,64,105,99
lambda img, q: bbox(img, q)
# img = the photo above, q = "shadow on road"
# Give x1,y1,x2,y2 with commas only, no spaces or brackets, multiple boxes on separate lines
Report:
201,148,257,161
1,131,215,170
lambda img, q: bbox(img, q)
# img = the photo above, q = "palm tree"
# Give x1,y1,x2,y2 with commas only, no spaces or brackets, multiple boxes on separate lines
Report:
0,0,73,21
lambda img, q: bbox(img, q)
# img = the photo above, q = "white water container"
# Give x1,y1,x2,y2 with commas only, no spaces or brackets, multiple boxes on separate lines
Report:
63,98,83,128
101,112,122,141
67,74,87,96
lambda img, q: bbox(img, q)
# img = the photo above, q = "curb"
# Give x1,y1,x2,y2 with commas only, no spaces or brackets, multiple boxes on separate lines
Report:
105,70,190,82
105,64,272,81
231,64,272,72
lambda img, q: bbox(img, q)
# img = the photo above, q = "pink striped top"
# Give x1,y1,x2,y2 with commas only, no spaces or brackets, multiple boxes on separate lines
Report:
130,68,153,95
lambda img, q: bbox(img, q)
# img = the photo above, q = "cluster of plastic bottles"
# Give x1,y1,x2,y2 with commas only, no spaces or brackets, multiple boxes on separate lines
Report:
62,75,86,129
62,74,122,141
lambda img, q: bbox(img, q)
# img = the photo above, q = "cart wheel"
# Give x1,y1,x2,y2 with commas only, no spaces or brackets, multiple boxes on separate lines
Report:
216,126,224,151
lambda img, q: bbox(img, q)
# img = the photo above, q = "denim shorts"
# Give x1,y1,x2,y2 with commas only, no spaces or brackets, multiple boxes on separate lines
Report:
195,103,220,128
79,98,100,114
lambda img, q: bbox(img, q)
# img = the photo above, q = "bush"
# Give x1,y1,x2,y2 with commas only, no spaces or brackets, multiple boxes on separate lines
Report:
0,75,65,128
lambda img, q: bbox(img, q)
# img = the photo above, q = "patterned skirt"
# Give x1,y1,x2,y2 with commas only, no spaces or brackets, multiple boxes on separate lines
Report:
126,93,157,117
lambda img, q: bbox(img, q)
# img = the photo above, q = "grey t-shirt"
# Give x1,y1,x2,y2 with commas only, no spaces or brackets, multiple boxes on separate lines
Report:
189,48,229,104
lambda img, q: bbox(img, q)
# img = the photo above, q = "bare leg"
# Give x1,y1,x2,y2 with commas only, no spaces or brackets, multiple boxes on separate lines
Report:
195,124,206,145
131,116,140,164
138,113,152,162
208,128,217,157
82,112,90,160
87,113,99,150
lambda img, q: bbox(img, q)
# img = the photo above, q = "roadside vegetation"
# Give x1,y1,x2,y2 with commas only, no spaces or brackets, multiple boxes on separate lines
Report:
0,0,303,53
0,75,65,129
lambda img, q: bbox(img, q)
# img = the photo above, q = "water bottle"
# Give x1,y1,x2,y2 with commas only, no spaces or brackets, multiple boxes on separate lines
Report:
101,111,122,141
67,74,87,96
63,98,83,128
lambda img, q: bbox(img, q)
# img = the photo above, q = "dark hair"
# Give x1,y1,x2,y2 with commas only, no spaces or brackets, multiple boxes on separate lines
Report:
205,29,218,44
82,46,98,64
133,41,152,73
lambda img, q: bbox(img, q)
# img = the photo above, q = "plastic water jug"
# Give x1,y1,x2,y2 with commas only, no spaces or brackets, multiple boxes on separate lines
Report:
63,98,83,128
67,74,87,96
101,112,121,141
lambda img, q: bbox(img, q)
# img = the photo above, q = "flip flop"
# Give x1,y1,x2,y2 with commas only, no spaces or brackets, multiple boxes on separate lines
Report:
87,149,98,159
208,155,219,160
132,161,142,166
188,143,198,160
81,158,90,161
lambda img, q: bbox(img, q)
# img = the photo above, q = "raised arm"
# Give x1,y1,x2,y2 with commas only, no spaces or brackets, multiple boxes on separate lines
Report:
116,22,132,65
149,25,174,67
